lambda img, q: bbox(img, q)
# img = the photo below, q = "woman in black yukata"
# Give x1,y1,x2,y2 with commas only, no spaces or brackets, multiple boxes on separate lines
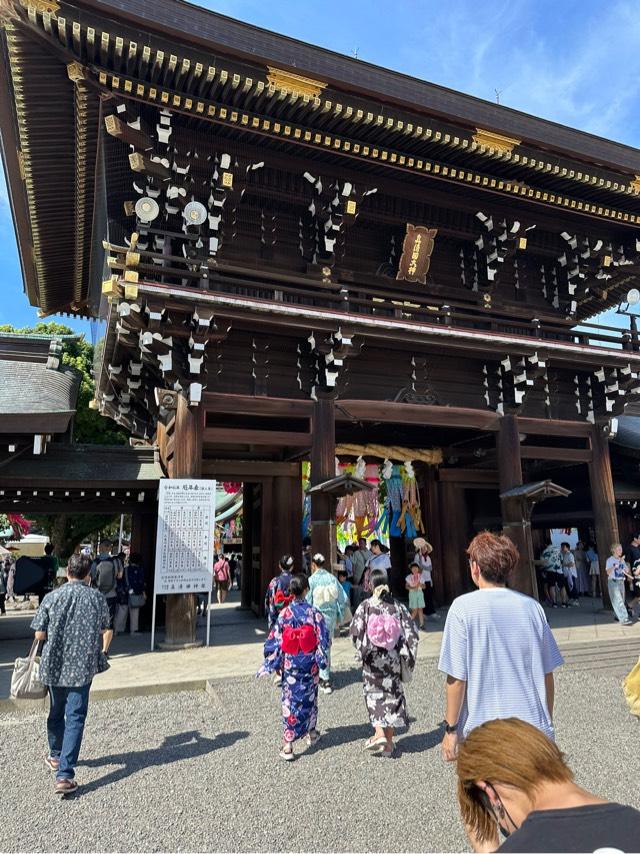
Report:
350,568,419,757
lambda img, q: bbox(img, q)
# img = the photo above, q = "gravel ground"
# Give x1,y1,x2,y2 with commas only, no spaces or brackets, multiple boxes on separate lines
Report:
0,661,638,853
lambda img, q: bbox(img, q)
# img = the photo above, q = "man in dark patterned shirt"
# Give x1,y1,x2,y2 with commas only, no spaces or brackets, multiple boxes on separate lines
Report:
31,553,110,795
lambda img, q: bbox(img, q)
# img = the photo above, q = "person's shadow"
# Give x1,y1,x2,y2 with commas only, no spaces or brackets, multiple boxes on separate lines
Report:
76,729,248,794
396,725,443,754
322,721,442,754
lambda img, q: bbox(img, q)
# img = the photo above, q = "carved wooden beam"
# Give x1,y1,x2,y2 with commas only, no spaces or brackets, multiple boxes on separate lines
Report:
300,173,377,270
473,211,530,290
306,327,359,399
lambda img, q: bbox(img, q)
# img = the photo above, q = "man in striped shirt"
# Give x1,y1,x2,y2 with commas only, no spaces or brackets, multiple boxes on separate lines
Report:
438,531,564,762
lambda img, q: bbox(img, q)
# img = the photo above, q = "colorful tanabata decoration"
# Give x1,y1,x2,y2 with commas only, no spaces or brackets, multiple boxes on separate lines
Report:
332,457,424,544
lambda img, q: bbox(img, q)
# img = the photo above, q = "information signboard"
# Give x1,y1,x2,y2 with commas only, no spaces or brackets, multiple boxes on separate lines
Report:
150,478,217,650
153,479,217,594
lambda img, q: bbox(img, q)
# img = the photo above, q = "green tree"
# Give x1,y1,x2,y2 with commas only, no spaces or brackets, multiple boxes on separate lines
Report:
1,322,128,555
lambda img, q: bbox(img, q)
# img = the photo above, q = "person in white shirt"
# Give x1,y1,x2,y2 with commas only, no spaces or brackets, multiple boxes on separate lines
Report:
367,539,391,572
605,543,633,626
439,531,564,763
560,542,579,606
413,537,439,621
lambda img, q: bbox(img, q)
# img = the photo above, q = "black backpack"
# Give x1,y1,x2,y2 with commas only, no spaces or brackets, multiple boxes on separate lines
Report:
95,557,116,595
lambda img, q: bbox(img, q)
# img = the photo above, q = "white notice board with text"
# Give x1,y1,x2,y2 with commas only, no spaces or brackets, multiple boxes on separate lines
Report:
153,479,217,595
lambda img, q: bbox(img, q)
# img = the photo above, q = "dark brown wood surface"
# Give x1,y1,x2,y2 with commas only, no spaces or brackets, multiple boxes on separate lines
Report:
310,397,337,564
498,414,537,597
164,395,204,646
588,426,618,609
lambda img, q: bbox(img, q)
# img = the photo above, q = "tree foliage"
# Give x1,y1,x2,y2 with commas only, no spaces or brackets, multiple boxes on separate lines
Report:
0,322,126,445
1,322,128,555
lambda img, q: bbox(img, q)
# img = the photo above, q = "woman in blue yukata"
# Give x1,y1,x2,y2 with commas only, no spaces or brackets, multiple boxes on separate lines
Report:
258,573,330,761
306,553,348,694
264,554,295,633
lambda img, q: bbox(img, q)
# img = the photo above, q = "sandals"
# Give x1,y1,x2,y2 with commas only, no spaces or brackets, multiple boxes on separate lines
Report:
364,735,388,752
377,744,395,758
55,778,78,795
279,745,295,761
307,729,321,747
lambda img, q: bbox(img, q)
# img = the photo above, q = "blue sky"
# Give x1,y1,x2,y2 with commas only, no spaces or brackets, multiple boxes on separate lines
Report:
2,0,639,336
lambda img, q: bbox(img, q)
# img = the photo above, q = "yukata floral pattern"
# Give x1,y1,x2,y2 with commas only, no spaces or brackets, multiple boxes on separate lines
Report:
258,600,329,742
31,582,111,687
264,571,292,632
306,568,348,681
350,596,419,729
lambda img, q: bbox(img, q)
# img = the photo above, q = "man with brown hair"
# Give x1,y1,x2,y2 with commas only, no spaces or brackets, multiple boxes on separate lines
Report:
457,717,640,853
438,531,564,762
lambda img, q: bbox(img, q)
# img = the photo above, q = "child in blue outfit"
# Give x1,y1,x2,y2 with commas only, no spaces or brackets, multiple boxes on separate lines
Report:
338,568,353,603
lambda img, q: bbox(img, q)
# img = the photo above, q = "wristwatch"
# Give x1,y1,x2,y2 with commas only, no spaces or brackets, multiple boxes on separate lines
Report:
443,720,458,734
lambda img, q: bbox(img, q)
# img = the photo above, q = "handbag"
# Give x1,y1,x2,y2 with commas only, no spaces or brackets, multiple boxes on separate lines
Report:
624,657,640,718
11,639,48,700
400,657,413,684
125,567,146,608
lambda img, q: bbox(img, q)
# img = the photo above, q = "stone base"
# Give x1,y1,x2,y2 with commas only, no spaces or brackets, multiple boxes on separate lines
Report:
157,640,203,651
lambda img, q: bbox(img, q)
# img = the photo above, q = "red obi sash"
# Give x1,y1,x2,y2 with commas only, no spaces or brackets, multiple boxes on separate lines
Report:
274,589,294,610
281,624,317,655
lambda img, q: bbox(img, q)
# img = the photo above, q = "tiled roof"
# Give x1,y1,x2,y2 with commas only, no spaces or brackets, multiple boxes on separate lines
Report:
0,444,162,485
0,359,79,416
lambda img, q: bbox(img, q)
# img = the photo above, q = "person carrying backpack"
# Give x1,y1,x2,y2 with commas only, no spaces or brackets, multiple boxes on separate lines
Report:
213,554,231,604
264,555,295,632
350,567,419,757
90,540,122,655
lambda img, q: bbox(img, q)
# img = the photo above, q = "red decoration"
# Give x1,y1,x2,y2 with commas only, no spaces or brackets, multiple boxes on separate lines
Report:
7,514,31,540
222,482,241,494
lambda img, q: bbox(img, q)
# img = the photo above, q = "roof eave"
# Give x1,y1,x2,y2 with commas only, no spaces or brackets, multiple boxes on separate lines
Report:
0,33,39,308
74,0,640,175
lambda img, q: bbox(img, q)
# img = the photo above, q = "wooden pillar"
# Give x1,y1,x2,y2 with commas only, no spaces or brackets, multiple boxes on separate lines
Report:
130,511,156,630
497,415,536,597
588,426,617,608
259,476,274,612
389,536,407,598
164,395,204,646
422,465,443,606
241,483,254,611
439,482,469,602
310,396,336,566
273,469,303,575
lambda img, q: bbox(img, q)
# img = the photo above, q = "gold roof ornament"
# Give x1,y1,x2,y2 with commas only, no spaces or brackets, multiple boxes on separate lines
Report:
266,66,326,99
630,175,640,194
472,128,521,155
29,0,59,11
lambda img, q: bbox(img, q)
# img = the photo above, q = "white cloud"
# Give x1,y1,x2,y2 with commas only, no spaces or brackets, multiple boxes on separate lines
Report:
394,0,640,146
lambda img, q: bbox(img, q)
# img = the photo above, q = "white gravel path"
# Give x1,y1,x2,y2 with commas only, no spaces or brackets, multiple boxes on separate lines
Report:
0,661,638,853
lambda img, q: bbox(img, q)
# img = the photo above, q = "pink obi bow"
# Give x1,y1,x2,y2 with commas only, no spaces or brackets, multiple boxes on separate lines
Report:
367,613,402,650
281,625,318,655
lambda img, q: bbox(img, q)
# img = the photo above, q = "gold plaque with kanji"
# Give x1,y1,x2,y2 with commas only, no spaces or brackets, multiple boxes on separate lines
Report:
396,224,438,284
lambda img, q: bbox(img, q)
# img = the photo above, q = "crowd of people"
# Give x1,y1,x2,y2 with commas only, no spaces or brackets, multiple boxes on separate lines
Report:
259,531,640,851
537,536,640,624
23,528,640,849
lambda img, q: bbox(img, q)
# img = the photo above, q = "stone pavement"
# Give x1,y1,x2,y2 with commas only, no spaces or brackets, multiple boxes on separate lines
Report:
1,590,639,707
0,665,639,853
